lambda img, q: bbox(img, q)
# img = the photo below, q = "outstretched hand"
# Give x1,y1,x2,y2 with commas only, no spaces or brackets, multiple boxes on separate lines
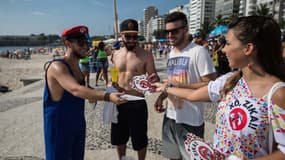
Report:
147,73,160,83
109,92,128,105
112,82,125,92
154,93,167,113
151,80,168,93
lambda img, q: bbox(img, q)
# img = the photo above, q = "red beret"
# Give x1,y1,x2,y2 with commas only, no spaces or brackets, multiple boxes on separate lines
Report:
61,26,89,39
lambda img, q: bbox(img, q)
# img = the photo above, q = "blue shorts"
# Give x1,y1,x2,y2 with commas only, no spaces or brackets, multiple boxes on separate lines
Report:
161,116,204,160
111,100,148,151
79,62,89,72
96,58,108,69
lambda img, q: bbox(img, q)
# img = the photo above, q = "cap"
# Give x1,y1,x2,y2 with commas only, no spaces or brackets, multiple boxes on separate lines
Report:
112,41,120,49
120,19,138,33
62,25,92,47
61,25,89,39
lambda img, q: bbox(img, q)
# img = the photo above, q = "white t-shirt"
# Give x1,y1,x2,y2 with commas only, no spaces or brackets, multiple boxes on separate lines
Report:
166,42,216,126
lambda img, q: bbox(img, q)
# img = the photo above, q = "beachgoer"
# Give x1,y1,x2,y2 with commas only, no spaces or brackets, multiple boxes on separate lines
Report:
95,41,109,86
152,16,285,159
154,11,216,160
43,25,127,160
110,19,160,160
79,55,91,87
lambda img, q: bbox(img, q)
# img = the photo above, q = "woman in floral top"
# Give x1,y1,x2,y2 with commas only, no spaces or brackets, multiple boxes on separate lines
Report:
152,16,285,160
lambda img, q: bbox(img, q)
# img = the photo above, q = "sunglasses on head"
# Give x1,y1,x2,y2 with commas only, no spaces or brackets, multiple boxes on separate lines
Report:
164,25,186,35
124,35,138,40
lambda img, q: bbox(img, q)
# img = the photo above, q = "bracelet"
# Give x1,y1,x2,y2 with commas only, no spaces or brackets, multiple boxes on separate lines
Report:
104,92,111,101
163,83,173,94
163,85,169,93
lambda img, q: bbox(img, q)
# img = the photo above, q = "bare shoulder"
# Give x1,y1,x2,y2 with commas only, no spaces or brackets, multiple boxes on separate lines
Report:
139,47,153,59
47,60,69,77
272,85,285,110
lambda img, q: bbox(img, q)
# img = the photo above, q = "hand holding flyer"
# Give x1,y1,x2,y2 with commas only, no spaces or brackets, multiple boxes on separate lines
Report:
184,133,226,160
130,75,151,96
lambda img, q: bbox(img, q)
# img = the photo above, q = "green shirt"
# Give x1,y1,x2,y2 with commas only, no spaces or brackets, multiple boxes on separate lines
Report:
79,57,89,63
97,50,107,59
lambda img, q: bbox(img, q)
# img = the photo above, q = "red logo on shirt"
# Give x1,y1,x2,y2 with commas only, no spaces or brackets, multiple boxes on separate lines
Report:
229,108,248,130
280,113,285,121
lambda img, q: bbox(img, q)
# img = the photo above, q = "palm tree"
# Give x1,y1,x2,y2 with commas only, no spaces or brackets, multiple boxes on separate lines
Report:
224,14,239,24
254,3,271,17
197,21,214,39
212,14,227,27
279,19,285,31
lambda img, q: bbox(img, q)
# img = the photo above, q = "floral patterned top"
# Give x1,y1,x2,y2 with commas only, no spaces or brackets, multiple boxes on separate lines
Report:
208,73,285,159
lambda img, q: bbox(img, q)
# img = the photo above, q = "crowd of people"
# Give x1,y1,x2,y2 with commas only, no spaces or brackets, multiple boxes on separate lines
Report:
42,11,285,160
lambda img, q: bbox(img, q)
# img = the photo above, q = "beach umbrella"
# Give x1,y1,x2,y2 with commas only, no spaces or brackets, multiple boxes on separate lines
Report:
209,25,229,37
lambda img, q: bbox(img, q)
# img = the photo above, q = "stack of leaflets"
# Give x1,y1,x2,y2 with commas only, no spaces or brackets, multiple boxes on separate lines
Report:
184,133,226,160
130,75,151,96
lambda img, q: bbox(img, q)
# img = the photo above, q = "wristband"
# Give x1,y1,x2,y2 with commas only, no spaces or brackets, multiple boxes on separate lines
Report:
104,92,111,101
163,83,173,93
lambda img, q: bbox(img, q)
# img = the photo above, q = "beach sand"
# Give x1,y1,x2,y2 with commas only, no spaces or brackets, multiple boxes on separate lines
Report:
0,54,52,92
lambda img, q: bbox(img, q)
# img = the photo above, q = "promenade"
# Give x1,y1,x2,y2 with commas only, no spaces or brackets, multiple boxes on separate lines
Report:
0,56,216,160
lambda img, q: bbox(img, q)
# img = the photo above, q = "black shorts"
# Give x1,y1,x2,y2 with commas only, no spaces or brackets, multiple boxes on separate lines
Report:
111,100,148,151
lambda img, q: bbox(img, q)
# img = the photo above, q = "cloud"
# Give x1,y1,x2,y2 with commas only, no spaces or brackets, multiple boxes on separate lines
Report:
31,11,50,16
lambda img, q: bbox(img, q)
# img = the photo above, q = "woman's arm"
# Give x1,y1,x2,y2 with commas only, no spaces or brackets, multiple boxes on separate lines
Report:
152,82,211,102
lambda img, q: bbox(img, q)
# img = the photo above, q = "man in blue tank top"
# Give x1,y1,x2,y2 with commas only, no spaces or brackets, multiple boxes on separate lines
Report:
43,25,127,160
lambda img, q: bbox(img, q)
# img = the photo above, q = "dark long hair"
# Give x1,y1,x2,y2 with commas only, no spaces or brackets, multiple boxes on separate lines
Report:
222,16,285,95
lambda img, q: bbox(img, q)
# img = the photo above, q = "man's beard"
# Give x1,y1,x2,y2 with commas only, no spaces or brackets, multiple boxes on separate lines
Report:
72,45,89,59
123,41,137,51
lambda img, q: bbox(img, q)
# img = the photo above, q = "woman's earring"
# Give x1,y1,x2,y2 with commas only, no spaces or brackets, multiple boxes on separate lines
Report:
247,63,252,69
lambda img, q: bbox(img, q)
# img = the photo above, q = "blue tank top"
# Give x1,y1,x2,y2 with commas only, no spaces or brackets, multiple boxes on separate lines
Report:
43,59,85,131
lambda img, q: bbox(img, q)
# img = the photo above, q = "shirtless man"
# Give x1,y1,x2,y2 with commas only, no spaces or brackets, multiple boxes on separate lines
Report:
110,19,160,160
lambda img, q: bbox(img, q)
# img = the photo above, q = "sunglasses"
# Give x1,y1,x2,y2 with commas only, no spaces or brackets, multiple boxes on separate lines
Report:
164,25,186,35
124,35,138,40
70,38,89,47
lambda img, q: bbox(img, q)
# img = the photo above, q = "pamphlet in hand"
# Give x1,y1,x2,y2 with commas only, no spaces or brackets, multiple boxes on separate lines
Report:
184,133,226,160
130,74,151,96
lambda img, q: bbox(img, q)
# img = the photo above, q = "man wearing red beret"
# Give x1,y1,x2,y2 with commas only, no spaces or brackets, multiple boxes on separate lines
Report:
43,25,127,160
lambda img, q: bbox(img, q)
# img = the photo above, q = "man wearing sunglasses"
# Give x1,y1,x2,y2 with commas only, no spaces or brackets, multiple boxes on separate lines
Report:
110,19,160,160
154,12,216,160
43,25,127,160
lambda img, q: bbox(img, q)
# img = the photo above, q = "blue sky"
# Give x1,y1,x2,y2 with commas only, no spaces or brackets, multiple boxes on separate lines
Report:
0,0,189,36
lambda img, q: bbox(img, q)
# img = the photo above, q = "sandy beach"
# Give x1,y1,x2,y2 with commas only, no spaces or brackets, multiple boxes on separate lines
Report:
0,54,216,160
0,54,52,93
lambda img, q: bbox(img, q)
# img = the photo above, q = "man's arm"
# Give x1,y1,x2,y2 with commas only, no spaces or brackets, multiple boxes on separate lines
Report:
48,61,127,104
173,72,217,89
145,51,160,83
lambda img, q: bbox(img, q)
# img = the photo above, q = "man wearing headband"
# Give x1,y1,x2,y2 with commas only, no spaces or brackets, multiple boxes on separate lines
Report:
110,19,160,160
43,25,127,160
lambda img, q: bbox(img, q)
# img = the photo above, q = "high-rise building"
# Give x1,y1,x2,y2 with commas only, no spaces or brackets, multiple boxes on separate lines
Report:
189,0,215,34
138,20,144,36
215,0,240,18
146,15,166,42
239,0,285,23
143,6,158,39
